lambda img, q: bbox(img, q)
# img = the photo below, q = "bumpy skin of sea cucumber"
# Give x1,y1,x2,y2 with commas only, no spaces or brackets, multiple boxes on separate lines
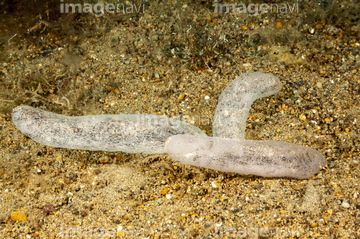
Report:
165,135,327,179
213,72,282,139
12,105,207,154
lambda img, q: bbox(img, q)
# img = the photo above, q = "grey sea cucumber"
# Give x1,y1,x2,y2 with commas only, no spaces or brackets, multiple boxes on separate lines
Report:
213,72,282,139
165,135,326,179
11,105,206,154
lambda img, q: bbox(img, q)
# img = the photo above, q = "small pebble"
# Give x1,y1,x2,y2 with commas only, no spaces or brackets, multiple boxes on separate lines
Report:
11,211,27,222
275,22,282,28
342,201,351,209
43,203,55,216
253,184,262,190
299,114,307,121
178,93,185,101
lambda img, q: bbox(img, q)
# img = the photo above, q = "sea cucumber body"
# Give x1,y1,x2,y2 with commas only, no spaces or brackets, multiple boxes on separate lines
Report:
213,73,282,139
12,105,206,154
165,135,326,179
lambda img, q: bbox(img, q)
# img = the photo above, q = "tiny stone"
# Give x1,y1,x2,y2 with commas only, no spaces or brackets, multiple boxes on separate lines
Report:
94,169,101,175
342,201,350,209
211,181,218,188
355,219,360,225
81,211,88,217
204,96,210,100
253,184,262,190
299,114,306,121
329,162,335,168
42,203,55,216
178,93,185,101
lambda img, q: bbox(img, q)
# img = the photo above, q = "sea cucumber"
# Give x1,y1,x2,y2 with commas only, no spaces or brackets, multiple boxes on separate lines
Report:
165,135,326,179
212,72,282,139
11,105,206,154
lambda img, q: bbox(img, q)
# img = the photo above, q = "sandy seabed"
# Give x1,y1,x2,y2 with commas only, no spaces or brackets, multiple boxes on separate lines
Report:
0,0,359,238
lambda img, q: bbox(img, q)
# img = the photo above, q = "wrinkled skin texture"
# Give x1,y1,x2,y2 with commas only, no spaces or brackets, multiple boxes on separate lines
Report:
166,135,326,179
